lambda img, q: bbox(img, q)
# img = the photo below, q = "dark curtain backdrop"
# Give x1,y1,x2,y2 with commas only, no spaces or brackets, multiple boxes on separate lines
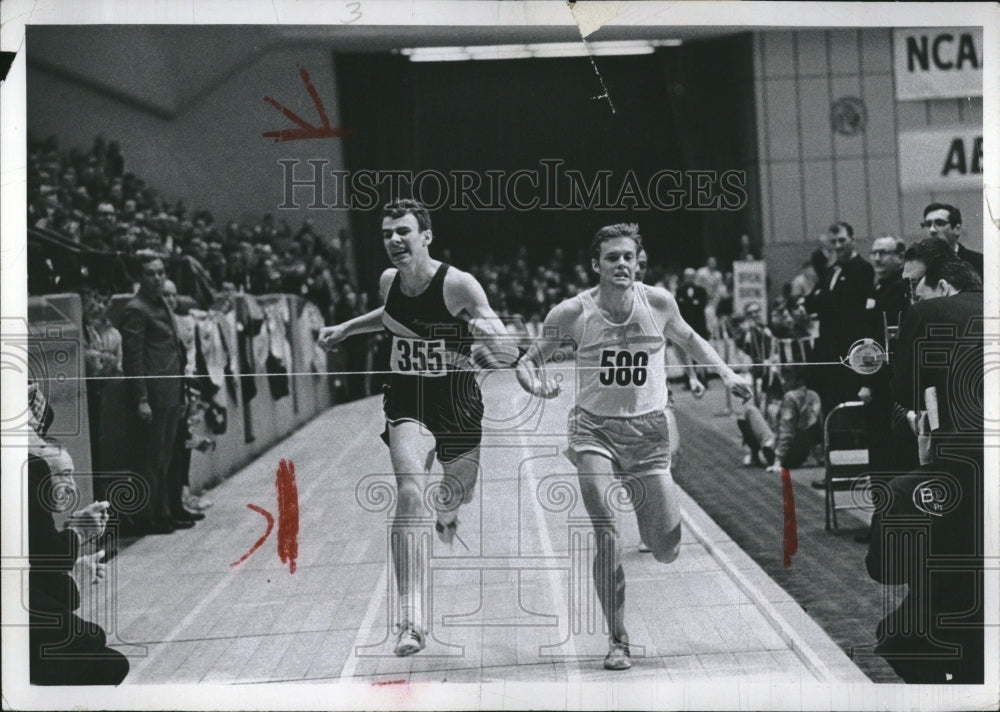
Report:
336,34,759,295
654,34,761,263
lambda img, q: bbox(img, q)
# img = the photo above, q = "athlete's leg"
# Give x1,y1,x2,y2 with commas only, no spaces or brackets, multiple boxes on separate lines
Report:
433,377,484,535
386,420,435,654
628,469,683,564
575,451,628,646
438,447,480,519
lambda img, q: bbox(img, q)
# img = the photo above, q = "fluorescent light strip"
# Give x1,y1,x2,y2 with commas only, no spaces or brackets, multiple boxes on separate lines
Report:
400,39,681,62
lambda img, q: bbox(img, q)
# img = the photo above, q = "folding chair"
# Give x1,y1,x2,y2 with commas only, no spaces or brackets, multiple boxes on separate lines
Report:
824,401,870,531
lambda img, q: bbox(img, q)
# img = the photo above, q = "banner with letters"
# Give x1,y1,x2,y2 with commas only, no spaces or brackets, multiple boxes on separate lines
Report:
894,28,983,100
732,261,767,317
898,126,983,192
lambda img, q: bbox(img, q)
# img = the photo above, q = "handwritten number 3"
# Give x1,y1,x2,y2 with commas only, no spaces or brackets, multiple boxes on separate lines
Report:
341,1,362,24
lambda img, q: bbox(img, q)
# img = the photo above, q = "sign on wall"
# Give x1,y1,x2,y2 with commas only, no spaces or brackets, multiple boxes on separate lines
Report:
898,126,983,192
732,261,767,317
894,28,983,100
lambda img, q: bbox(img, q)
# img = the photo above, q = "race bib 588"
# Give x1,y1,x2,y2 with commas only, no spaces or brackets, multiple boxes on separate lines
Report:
391,337,448,376
598,349,649,386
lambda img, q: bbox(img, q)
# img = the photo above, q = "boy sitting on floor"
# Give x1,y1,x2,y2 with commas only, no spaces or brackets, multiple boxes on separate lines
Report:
766,365,824,471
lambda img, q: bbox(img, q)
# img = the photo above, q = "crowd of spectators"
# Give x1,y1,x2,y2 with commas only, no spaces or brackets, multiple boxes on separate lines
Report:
27,134,358,324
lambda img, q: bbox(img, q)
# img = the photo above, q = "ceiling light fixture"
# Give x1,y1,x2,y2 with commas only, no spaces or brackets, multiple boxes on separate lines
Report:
399,39,682,62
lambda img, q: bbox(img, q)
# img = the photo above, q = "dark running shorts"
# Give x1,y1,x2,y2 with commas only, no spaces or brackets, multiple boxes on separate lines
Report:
380,372,485,464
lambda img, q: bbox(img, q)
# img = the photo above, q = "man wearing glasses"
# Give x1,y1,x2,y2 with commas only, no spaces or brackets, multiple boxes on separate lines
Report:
921,203,983,278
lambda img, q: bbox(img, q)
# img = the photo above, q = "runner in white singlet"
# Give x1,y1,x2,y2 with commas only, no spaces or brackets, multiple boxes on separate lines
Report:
515,224,752,671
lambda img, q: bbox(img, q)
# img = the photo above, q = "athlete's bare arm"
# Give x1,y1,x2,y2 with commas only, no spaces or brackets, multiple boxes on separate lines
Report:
443,268,520,367
647,286,753,403
514,298,581,399
317,269,395,350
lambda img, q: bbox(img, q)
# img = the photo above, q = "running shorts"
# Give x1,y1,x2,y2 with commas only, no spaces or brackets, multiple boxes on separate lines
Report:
565,406,672,474
380,371,484,464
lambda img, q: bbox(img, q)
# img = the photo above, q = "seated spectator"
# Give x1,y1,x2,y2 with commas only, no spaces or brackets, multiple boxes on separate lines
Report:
28,439,129,685
866,258,984,683
901,237,959,305
735,402,776,468
765,366,823,471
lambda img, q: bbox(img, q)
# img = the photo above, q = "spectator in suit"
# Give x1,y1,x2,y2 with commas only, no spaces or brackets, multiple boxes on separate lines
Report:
921,203,983,278
867,259,984,684
858,236,910,473
675,267,710,391
119,252,187,535
868,236,908,322
808,221,875,417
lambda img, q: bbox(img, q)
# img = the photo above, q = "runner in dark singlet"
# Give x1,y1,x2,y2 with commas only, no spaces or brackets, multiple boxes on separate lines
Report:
318,199,513,657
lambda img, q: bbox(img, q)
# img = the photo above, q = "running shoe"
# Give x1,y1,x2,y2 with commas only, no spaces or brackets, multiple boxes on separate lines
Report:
604,640,632,670
393,624,427,657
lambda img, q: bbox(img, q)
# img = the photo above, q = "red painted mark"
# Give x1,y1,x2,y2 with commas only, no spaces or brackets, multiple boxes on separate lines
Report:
371,679,407,687
275,459,299,574
230,460,299,572
263,64,354,142
230,504,275,568
781,468,798,568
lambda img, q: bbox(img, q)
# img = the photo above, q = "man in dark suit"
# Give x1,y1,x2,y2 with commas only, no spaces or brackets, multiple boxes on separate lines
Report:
808,221,875,416
119,252,188,535
857,236,911,482
869,236,909,322
867,259,984,683
922,203,983,278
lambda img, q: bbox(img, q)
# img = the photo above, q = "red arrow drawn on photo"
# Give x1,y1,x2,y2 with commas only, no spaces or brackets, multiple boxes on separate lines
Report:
781,467,798,568
230,504,275,568
263,64,354,142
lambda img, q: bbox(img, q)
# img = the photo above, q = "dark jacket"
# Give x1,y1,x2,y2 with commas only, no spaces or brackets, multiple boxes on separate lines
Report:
119,290,186,408
28,455,80,615
675,282,709,338
892,290,983,438
955,243,984,279
865,469,983,683
873,269,909,329
813,252,876,355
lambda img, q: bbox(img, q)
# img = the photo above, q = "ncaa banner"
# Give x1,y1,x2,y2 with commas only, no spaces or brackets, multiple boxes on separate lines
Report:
898,126,983,192
732,261,767,318
894,28,983,100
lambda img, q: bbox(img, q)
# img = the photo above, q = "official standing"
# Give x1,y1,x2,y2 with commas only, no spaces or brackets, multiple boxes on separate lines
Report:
808,221,875,415
119,252,187,535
